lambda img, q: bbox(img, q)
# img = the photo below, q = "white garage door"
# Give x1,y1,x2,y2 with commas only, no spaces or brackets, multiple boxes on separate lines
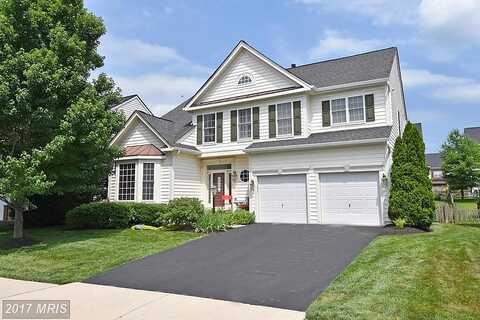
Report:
321,172,380,226
258,174,307,223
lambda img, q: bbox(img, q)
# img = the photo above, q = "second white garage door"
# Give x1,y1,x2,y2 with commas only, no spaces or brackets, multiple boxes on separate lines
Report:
257,174,307,223
321,172,380,226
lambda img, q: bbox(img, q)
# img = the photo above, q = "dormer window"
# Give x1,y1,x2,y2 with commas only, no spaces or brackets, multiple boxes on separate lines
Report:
237,74,253,86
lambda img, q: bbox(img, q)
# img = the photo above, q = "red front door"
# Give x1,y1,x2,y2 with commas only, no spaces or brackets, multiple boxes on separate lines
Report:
212,172,225,207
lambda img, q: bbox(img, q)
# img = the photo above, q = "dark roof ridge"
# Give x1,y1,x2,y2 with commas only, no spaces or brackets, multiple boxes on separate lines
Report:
136,110,174,123
287,47,397,70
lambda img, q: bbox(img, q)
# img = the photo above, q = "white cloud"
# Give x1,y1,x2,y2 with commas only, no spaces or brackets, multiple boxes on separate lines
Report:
293,0,418,25
402,68,470,88
403,68,480,103
114,74,204,116
308,30,383,59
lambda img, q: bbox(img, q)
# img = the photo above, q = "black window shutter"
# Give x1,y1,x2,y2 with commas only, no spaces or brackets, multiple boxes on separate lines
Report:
230,110,237,142
252,107,260,139
196,115,203,145
322,101,331,127
293,101,301,135
365,94,375,122
216,112,223,143
268,104,276,138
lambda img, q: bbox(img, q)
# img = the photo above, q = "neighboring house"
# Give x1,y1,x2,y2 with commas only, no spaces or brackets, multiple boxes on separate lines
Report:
426,126,480,198
0,197,13,222
426,153,447,196
108,41,408,226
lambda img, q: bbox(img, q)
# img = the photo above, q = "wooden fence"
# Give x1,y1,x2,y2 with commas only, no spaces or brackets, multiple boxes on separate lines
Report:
436,205,480,224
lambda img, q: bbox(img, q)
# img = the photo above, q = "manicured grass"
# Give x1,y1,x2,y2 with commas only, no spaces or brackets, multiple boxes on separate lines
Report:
0,227,203,284
436,199,478,210
306,224,480,320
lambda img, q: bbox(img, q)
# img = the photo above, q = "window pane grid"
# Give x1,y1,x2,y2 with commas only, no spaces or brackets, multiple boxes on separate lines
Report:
277,102,292,135
331,98,346,124
238,108,252,139
348,96,364,121
204,114,216,143
142,163,154,200
119,163,135,201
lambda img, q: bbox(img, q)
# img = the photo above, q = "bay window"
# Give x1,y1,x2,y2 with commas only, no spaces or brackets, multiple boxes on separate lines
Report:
118,163,135,201
142,163,154,200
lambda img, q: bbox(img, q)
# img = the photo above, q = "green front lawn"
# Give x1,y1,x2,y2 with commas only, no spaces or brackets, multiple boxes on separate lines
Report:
306,224,480,320
0,227,202,284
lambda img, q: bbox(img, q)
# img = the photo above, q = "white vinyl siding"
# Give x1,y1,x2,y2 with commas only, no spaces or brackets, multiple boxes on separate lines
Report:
309,86,387,133
108,171,116,201
118,119,166,149
198,49,297,103
173,153,202,199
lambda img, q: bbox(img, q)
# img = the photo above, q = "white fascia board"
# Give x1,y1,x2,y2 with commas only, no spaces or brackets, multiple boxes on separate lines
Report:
245,138,388,153
116,155,166,161
184,42,312,111
311,78,388,94
186,87,310,111
199,150,246,158
163,147,201,155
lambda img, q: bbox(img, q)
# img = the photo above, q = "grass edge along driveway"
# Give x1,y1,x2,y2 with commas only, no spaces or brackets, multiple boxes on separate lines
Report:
306,224,480,320
0,227,203,284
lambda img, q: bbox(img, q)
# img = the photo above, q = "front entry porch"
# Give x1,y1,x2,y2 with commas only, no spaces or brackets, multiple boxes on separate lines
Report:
201,156,251,210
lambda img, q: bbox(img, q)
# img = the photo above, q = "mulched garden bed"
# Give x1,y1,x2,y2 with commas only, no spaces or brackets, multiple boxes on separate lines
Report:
382,225,429,235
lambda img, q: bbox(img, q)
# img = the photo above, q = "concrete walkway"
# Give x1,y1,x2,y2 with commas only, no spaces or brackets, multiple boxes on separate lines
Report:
0,278,304,320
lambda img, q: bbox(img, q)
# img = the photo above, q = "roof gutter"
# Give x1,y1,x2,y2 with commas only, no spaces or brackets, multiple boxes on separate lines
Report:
116,155,166,161
311,78,388,93
245,137,388,154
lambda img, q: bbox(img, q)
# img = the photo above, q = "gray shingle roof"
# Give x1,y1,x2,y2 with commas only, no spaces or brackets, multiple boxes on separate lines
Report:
287,48,396,88
465,127,480,143
426,153,442,168
136,101,198,151
246,126,392,150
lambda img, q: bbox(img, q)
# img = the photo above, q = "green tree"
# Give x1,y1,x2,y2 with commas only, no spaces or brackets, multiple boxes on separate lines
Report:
0,0,124,238
441,130,480,199
389,123,435,229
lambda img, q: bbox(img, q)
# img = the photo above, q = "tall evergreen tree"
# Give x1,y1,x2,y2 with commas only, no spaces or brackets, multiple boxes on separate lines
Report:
0,0,124,238
389,123,435,229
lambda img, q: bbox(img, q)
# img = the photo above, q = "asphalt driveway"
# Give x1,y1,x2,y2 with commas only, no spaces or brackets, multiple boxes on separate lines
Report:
86,224,382,311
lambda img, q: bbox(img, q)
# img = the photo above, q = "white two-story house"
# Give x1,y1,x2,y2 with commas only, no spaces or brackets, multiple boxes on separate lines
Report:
108,41,407,226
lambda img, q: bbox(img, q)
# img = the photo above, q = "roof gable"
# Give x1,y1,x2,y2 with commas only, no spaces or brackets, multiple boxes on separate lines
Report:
184,41,311,110
111,95,153,118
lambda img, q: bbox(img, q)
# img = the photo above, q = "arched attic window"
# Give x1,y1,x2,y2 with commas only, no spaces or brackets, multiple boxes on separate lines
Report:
237,74,253,86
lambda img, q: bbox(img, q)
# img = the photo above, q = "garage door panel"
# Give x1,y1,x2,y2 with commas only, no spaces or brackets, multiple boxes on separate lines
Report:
258,175,307,224
321,172,380,226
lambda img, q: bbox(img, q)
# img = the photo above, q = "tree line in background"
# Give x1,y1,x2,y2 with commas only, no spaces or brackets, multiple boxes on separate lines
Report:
440,130,480,199
0,0,125,239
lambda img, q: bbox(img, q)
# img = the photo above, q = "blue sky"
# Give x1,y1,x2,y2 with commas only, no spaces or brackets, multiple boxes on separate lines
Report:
85,0,480,153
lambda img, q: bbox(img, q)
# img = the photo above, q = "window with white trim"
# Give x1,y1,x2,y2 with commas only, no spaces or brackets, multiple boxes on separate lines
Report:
348,96,365,121
432,170,443,179
277,102,293,135
118,163,135,201
142,163,154,200
238,74,252,86
203,113,216,143
331,98,346,124
238,108,252,139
